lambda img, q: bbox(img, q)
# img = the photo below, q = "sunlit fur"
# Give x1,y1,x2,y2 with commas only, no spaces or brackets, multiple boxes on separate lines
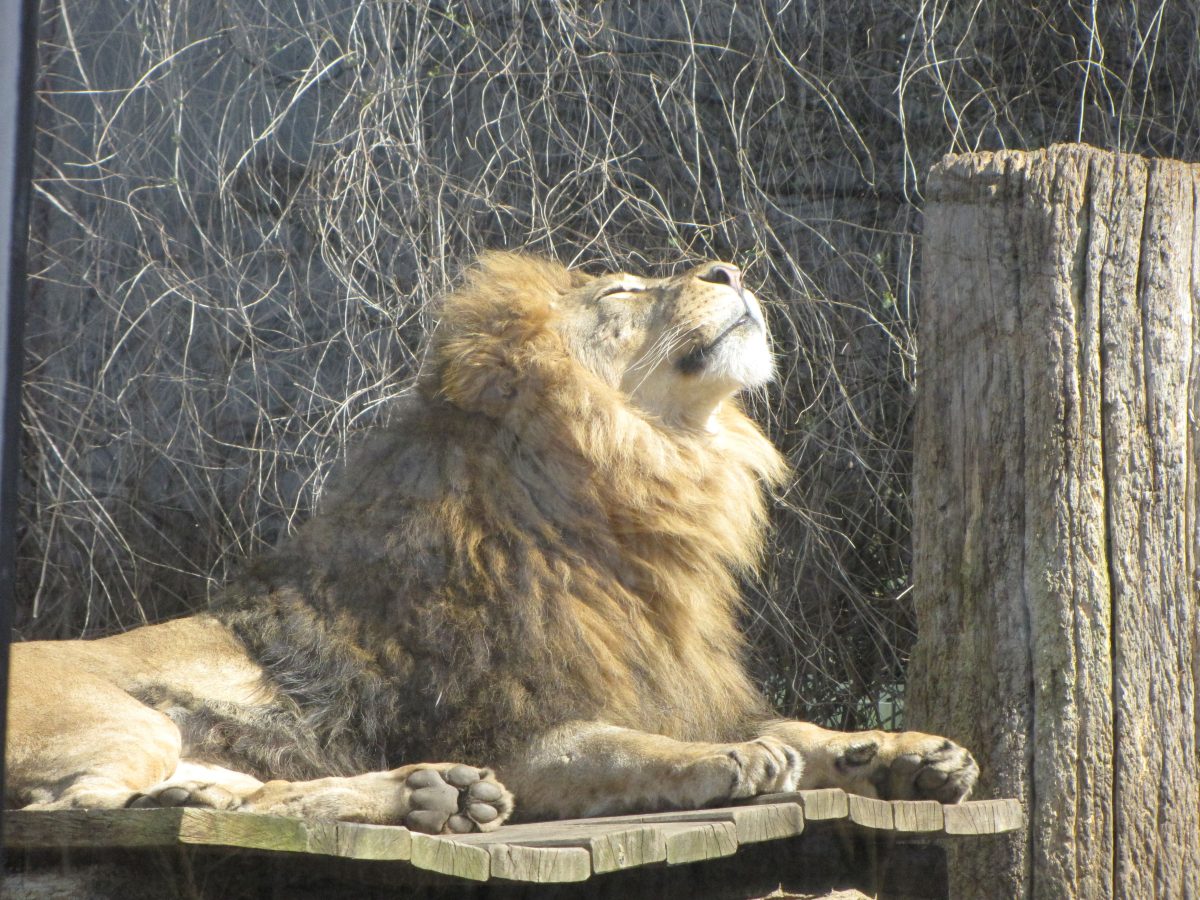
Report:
213,252,788,779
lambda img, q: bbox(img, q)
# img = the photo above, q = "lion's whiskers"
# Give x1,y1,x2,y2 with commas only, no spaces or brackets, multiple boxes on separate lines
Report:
623,304,734,397
623,314,708,394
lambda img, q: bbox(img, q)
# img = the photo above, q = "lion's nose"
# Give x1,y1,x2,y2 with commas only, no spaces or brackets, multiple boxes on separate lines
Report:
696,263,742,292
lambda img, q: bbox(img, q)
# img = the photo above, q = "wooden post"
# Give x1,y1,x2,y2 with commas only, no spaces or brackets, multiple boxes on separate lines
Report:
909,144,1200,899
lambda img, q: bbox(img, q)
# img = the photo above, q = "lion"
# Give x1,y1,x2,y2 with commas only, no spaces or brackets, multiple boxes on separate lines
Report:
6,253,978,834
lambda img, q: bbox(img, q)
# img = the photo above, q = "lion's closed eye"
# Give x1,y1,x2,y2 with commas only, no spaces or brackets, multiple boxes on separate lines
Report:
596,284,643,299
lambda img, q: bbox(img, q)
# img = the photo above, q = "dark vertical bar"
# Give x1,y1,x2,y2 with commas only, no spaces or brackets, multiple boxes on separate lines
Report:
0,0,39,850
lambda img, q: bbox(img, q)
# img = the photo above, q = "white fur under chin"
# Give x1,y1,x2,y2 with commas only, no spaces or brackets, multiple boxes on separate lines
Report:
629,326,774,428
704,325,774,390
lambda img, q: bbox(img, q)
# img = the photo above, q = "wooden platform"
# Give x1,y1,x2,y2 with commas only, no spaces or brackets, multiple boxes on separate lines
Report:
5,790,1021,886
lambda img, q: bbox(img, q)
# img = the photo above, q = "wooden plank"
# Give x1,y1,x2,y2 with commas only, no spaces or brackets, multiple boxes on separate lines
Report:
4,808,186,848
5,794,1022,892
488,810,735,830
891,800,944,833
579,825,666,873
450,820,654,845
301,820,412,860
542,804,803,844
486,843,592,883
409,832,490,881
800,789,850,821
177,809,309,852
846,795,893,831
658,820,738,865
727,803,804,843
750,789,848,821
450,821,667,874
943,799,1023,835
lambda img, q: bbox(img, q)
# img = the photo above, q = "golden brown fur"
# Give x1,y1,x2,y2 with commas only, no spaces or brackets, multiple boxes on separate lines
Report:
6,253,978,830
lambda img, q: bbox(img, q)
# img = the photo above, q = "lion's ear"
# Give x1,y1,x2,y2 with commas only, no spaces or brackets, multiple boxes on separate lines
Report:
420,253,574,417
433,332,524,417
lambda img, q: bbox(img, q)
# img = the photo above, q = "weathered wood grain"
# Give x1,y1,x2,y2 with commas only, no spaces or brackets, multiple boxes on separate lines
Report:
943,800,1023,836
726,802,805,843
891,801,944,834
4,808,188,848
302,820,412,860
749,788,848,821
578,825,666,873
658,820,738,865
409,831,490,881
846,795,893,831
485,843,591,883
526,802,804,844
452,820,668,874
177,808,310,853
911,143,1200,899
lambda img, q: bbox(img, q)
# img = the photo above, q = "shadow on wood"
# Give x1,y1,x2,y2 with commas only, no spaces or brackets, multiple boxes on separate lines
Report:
6,828,946,900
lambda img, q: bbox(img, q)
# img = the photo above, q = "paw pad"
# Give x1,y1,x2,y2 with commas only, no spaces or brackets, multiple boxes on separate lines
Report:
402,766,511,835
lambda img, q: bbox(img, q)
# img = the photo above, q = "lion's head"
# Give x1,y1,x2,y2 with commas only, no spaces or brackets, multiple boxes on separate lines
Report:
422,252,773,430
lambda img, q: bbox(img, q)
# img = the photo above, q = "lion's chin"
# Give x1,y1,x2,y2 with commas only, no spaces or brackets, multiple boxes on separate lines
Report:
689,324,774,391
628,329,773,428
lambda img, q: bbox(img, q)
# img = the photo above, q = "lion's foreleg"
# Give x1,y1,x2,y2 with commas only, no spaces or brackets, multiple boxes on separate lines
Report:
757,719,978,803
501,721,802,820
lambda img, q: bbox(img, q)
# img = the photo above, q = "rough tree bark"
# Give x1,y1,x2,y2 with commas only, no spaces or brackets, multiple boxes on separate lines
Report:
908,144,1200,899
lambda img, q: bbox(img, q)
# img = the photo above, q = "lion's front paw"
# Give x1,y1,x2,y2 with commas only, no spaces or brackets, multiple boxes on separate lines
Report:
841,732,978,803
402,765,514,834
879,734,978,803
695,737,802,802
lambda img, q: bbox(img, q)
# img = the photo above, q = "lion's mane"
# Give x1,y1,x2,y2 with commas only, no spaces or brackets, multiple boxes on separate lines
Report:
211,254,788,781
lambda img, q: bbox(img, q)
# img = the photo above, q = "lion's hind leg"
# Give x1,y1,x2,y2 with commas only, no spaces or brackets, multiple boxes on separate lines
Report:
133,763,514,834
6,650,185,811
127,760,266,811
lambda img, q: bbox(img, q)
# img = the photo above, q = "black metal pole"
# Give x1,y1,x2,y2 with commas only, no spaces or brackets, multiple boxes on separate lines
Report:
0,0,38,854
